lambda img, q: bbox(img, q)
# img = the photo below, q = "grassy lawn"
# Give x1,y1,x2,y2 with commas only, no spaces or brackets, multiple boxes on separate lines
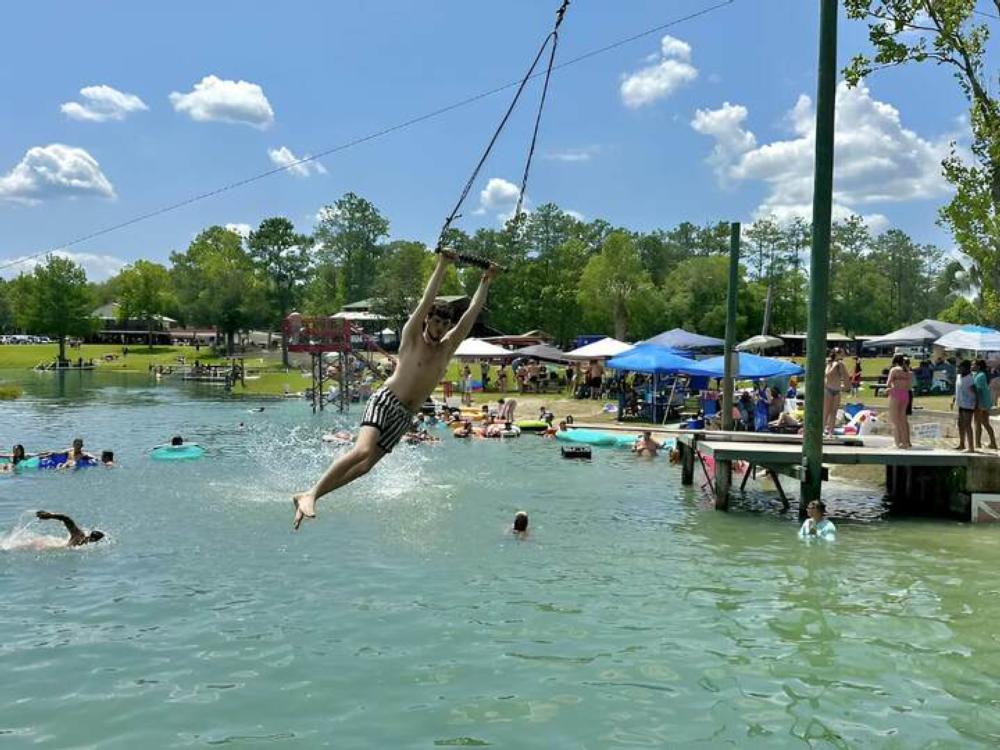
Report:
0,344,282,372
233,370,313,396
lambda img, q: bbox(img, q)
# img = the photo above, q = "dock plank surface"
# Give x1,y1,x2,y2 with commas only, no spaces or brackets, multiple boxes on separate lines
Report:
696,440,991,468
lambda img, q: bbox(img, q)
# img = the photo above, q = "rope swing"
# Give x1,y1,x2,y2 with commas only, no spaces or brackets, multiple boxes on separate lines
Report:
436,0,571,269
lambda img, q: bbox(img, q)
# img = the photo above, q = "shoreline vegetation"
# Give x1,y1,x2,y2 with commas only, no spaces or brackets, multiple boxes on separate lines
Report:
0,343,958,415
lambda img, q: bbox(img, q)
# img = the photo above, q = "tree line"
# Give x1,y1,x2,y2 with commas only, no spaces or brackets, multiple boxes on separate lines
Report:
0,191,975,362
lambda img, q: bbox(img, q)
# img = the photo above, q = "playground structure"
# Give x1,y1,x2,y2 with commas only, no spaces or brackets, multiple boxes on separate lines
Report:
284,313,394,413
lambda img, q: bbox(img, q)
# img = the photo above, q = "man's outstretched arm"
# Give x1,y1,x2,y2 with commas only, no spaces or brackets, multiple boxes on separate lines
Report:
36,511,83,538
444,266,500,346
401,252,455,343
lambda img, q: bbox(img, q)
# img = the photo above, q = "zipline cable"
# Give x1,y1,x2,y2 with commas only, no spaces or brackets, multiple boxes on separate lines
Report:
435,0,569,269
0,0,736,273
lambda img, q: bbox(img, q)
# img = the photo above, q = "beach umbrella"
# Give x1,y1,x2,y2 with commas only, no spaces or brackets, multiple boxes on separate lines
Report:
935,325,1000,352
736,334,784,352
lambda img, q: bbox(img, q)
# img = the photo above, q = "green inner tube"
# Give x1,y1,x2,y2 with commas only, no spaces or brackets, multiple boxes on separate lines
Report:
515,420,548,431
151,444,205,461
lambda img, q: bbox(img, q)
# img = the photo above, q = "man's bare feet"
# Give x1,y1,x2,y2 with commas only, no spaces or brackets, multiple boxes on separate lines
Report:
965,447,977,454
292,492,316,530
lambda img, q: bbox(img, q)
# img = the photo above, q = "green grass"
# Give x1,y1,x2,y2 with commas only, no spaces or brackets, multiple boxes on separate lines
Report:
0,344,278,372
0,383,23,400
232,370,313,396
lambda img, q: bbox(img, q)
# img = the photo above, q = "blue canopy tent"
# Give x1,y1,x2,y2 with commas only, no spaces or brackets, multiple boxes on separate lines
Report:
606,344,717,422
606,343,704,374
641,328,725,350
693,352,804,379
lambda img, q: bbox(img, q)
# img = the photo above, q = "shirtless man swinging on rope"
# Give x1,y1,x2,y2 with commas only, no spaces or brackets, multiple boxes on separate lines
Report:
293,251,499,529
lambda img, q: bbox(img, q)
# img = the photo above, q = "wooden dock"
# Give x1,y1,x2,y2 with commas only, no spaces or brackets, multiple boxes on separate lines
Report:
673,429,1000,520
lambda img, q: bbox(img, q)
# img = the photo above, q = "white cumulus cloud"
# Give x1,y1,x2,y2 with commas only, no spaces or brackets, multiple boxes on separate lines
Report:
169,75,275,128
544,145,601,163
691,82,952,224
0,144,115,204
268,146,327,177
1,250,126,281
60,85,148,122
225,223,252,238
620,34,698,109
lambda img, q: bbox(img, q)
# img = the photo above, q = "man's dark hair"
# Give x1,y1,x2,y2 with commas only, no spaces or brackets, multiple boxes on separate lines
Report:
101,450,114,464
427,302,452,322
513,512,529,532
170,435,184,446
89,530,105,542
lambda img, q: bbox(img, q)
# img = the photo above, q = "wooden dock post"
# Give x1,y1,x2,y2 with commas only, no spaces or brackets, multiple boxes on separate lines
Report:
715,460,732,510
681,441,695,485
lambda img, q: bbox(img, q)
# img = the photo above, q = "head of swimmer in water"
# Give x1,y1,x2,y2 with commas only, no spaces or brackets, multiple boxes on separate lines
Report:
423,302,452,344
71,438,84,455
513,511,528,533
170,435,184,446
558,420,567,431
642,430,652,441
12,444,25,465
88,530,106,543
806,500,826,521
101,450,114,466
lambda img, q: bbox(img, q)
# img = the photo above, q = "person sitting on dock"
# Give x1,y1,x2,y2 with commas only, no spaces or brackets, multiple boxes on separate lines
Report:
35,511,105,547
798,501,836,541
632,430,661,457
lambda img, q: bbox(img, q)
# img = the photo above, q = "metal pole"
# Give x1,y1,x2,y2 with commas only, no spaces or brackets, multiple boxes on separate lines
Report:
722,222,740,432
801,0,839,513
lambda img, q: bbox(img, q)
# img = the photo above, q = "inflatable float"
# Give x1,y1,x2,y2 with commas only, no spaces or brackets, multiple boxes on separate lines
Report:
556,430,674,450
151,444,205,461
515,419,548,432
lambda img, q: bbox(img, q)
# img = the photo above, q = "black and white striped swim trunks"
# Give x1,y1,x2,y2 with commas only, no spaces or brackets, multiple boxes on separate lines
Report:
361,386,415,453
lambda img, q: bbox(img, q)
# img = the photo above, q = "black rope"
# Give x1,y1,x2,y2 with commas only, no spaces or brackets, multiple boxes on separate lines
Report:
1,0,736,274
436,0,571,268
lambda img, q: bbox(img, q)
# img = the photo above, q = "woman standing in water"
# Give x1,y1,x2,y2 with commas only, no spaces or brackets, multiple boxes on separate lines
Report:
885,354,913,449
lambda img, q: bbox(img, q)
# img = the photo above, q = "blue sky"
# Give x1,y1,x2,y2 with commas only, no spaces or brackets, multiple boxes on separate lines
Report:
0,0,981,280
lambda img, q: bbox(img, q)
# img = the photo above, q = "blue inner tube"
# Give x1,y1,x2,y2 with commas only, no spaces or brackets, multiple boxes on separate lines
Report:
555,429,619,447
38,453,69,470
151,444,205,461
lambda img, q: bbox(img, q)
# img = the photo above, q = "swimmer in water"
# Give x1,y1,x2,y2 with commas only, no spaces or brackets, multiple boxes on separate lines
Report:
799,500,836,540
0,444,28,474
512,511,529,538
100,450,116,468
62,438,95,468
632,430,661,457
35,511,105,547
292,251,500,529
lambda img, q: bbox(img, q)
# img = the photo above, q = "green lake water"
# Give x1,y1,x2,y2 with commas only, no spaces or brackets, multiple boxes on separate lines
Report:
1,370,999,748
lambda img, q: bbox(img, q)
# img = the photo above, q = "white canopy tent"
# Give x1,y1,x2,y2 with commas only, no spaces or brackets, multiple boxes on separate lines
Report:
454,338,511,358
935,326,1000,352
564,337,634,360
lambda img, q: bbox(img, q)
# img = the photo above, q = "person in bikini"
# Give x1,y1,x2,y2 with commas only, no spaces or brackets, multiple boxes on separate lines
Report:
822,348,851,435
292,251,499,529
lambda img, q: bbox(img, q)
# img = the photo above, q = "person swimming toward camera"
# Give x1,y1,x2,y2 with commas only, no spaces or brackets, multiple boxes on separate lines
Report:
512,511,529,538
